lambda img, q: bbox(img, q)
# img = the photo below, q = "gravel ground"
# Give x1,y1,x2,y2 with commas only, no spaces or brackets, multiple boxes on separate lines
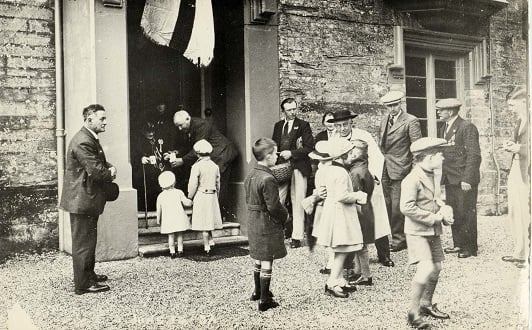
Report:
0,215,529,330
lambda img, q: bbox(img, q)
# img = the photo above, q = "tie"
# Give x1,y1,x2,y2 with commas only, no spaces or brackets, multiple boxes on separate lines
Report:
282,121,289,137
388,115,394,128
444,122,449,135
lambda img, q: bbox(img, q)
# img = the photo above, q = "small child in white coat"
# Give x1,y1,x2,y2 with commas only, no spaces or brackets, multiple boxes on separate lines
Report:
188,139,223,255
156,171,193,258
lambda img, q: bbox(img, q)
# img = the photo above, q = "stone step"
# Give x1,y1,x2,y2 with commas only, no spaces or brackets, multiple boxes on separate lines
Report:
138,210,192,228
138,235,249,257
139,223,241,245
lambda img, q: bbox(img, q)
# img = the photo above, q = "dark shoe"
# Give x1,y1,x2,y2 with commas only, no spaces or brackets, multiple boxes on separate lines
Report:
205,250,211,256
258,299,279,312
515,260,527,269
379,258,395,267
250,290,273,301
319,267,331,275
458,251,474,258
290,239,302,248
93,274,108,282
177,251,184,258
408,313,431,329
342,283,357,292
390,244,406,252
420,304,450,319
444,247,461,254
352,277,373,286
325,285,349,298
170,253,177,259
346,272,361,282
75,283,110,295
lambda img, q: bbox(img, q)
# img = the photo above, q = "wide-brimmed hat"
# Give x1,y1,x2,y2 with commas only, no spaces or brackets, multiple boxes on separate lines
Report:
327,138,356,159
309,140,334,161
158,171,176,189
326,110,358,123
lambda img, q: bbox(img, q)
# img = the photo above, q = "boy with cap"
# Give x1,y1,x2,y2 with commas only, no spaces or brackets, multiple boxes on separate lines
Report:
400,137,454,329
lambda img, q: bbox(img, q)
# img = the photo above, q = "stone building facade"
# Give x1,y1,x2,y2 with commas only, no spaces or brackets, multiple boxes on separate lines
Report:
0,0,528,257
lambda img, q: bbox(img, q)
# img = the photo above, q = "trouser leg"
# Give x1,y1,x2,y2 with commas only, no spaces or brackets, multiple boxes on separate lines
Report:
446,185,463,250
375,235,390,260
70,213,98,290
462,185,478,254
291,169,307,241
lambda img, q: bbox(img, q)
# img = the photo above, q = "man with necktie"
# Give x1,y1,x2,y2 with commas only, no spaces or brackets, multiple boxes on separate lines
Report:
436,98,481,259
379,91,422,253
272,98,315,248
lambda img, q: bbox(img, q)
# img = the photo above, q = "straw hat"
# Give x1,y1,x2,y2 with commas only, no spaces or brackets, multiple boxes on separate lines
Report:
326,138,356,159
309,140,334,161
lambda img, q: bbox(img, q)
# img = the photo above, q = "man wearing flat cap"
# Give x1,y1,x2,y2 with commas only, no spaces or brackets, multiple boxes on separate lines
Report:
328,110,393,267
436,98,481,259
272,98,315,248
379,90,422,253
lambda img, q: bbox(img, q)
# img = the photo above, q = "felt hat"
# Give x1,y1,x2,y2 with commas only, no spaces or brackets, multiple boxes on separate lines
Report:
158,171,176,189
410,137,447,154
435,98,462,110
309,140,334,161
103,182,119,202
326,110,358,123
380,90,404,105
193,139,213,155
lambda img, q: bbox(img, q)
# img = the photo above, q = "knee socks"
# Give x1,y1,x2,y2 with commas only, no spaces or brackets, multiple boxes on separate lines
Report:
168,234,175,254
260,268,273,302
253,263,261,295
421,273,440,308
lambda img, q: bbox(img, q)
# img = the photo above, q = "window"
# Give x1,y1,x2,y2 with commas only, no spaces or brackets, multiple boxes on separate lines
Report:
405,53,465,137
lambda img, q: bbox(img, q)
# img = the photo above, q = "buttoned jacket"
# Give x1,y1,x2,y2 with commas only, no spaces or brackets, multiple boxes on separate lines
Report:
272,117,315,177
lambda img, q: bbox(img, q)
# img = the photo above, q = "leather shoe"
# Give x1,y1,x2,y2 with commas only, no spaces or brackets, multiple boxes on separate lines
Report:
458,251,476,258
341,284,357,292
325,285,349,298
390,244,406,252
290,239,302,248
75,283,110,295
319,267,331,275
444,247,461,254
258,299,279,312
420,304,450,319
170,253,177,259
352,277,373,286
93,274,108,282
408,313,431,329
250,290,273,301
379,258,395,267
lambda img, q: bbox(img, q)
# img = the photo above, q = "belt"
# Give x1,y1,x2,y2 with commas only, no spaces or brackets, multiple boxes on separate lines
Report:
247,204,267,211
200,188,217,194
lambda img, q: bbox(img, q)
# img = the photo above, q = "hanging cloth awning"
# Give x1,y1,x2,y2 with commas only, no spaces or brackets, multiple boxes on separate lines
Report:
140,0,214,67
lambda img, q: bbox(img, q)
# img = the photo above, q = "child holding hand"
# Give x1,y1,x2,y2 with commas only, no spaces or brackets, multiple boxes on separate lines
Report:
156,171,193,258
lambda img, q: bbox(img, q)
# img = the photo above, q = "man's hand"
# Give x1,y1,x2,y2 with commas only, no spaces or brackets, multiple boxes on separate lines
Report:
109,166,117,179
279,150,292,160
171,158,184,168
460,181,472,191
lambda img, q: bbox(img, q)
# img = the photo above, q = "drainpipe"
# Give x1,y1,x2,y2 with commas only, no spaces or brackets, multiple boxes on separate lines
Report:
55,0,66,250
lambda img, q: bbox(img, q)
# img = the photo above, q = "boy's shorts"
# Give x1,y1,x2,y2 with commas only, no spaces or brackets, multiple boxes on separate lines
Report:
406,234,444,265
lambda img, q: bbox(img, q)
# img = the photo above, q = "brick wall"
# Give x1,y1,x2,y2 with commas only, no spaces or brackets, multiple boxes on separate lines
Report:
0,0,58,258
278,0,528,215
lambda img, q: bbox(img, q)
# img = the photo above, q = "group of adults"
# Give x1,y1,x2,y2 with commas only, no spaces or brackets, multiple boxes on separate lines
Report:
274,91,484,266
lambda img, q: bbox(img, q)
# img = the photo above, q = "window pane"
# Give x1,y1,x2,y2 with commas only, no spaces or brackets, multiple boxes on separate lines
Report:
405,56,426,77
406,77,426,97
435,80,456,99
418,119,428,137
435,60,455,79
406,98,427,119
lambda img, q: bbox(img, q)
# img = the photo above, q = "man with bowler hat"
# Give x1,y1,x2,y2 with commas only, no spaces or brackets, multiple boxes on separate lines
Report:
327,110,394,267
272,98,315,248
60,104,116,295
379,91,422,252
436,98,481,259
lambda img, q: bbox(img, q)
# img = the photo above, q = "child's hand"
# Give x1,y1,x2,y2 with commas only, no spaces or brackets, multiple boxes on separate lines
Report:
353,191,367,205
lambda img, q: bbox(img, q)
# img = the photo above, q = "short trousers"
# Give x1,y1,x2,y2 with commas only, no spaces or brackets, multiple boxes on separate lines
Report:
406,234,444,265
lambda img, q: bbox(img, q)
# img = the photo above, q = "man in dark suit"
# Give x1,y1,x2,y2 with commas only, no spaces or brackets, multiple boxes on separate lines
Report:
272,98,315,248
436,98,481,259
168,110,238,213
379,91,422,252
60,104,116,295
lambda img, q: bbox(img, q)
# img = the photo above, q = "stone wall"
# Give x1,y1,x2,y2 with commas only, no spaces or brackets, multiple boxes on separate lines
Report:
278,0,528,215
0,0,58,258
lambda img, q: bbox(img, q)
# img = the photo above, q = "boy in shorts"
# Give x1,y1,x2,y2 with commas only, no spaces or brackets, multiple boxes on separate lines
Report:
400,137,454,329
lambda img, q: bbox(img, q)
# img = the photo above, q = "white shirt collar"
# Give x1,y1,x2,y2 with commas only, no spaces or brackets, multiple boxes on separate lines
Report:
391,109,402,120
284,119,295,132
85,125,99,140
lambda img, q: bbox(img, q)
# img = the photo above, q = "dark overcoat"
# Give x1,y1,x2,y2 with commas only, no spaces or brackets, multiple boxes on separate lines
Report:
348,160,376,244
60,127,114,216
438,116,481,185
272,117,315,177
244,165,289,260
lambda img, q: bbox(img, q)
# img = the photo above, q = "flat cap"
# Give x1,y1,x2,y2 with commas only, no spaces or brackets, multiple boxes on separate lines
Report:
435,98,462,109
380,90,404,105
410,137,447,154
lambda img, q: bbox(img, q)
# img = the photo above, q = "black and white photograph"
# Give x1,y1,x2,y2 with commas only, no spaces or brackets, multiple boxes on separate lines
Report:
0,0,530,329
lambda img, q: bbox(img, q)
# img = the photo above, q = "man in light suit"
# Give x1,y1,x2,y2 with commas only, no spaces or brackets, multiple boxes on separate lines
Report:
436,98,481,259
60,104,117,295
272,98,315,248
379,91,422,252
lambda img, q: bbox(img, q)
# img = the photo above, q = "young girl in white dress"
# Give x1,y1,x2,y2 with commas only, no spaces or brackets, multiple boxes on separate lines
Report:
156,171,193,258
188,139,223,255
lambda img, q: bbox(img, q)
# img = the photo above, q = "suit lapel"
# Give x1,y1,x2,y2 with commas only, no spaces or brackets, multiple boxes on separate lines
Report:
444,116,462,141
387,112,407,134
379,116,388,147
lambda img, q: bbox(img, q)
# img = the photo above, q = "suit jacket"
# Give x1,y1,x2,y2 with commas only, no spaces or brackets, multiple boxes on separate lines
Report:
315,129,330,143
178,117,238,173
272,117,315,177
379,111,422,180
60,127,114,216
401,165,443,236
438,116,481,185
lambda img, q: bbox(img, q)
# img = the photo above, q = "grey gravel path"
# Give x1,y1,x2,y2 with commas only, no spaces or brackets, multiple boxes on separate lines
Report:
0,216,529,329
